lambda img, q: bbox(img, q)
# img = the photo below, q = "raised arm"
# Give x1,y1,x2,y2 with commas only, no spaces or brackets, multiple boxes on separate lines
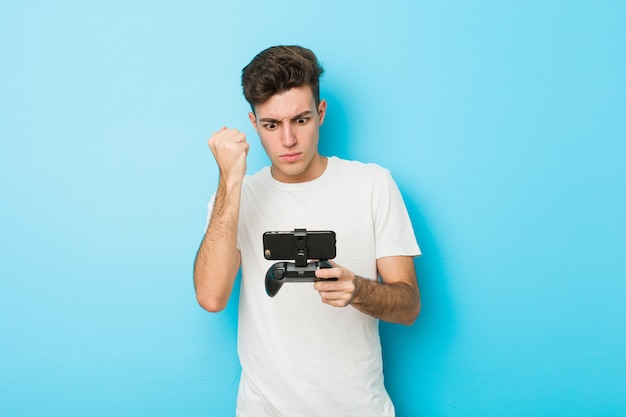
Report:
314,256,421,325
194,127,249,312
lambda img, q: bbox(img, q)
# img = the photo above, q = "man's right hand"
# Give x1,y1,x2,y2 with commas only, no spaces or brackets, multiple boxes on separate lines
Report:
208,127,249,184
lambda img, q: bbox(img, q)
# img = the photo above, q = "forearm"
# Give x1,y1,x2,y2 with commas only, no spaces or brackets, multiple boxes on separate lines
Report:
350,276,420,325
193,178,242,312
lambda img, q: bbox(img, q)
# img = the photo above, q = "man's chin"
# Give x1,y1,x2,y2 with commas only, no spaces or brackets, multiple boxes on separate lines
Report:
271,163,309,183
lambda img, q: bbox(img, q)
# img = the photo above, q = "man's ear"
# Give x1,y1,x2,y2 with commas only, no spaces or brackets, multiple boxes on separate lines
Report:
248,111,258,132
317,99,327,126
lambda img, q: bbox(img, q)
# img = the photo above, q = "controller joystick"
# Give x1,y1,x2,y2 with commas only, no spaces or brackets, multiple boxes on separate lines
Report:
265,260,336,297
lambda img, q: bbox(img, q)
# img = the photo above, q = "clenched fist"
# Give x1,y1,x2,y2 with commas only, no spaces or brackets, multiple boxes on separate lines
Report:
208,127,250,185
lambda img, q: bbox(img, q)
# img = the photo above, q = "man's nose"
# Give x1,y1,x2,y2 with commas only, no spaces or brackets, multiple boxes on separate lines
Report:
281,123,297,147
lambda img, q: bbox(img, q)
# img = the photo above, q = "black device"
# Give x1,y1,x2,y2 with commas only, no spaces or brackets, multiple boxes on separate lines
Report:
263,229,337,297
263,230,336,264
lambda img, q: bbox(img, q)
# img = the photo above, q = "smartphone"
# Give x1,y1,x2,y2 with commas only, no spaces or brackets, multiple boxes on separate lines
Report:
263,230,336,261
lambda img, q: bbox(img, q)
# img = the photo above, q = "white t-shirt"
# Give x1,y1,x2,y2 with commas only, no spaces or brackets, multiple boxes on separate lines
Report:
208,157,420,417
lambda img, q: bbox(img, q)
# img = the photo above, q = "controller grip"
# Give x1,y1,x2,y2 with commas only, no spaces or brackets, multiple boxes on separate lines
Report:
265,262,287,297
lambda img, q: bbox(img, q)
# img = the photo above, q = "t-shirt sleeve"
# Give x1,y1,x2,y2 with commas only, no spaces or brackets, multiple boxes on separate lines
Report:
372,170,421,259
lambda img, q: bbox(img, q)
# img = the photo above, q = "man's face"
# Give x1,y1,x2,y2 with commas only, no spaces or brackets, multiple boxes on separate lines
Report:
249,86,327,183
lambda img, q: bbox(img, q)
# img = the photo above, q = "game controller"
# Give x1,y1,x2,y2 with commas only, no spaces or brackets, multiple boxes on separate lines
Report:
265,260,337,297
263,228,337,297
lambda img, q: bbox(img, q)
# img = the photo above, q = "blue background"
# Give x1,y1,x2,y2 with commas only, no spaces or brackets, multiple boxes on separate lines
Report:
1,1,625,416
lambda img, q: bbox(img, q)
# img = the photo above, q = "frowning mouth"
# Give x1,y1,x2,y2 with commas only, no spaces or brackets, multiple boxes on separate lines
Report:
279,153,302,163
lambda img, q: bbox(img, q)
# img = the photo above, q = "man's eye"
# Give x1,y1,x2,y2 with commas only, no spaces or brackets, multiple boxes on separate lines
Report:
296,118,308,124
265,123,277,130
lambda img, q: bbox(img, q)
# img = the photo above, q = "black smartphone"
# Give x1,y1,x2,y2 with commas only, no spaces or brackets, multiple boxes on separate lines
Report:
263,230,336,261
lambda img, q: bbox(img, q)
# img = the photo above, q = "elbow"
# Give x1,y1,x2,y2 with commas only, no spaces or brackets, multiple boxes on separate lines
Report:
196,292,228,313
392,281,421,326
402,299,421,326
193,269,234,313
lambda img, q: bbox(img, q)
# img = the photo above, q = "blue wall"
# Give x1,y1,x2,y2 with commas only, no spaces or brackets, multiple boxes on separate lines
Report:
1,1,625,416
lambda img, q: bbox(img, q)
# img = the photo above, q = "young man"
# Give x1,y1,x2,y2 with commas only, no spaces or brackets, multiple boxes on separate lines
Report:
194,45,421,417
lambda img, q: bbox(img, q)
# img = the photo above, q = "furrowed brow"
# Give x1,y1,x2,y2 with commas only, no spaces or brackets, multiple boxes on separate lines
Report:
258,117,280,124
292,111,313,120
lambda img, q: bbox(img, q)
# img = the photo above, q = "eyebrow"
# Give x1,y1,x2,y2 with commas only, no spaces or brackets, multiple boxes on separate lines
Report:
258,110,314,124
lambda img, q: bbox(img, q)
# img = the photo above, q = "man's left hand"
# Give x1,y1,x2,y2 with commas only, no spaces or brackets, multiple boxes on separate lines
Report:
313,261,356,307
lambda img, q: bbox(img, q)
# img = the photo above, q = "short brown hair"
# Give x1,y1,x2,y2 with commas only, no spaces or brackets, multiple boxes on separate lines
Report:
241,45,324,109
